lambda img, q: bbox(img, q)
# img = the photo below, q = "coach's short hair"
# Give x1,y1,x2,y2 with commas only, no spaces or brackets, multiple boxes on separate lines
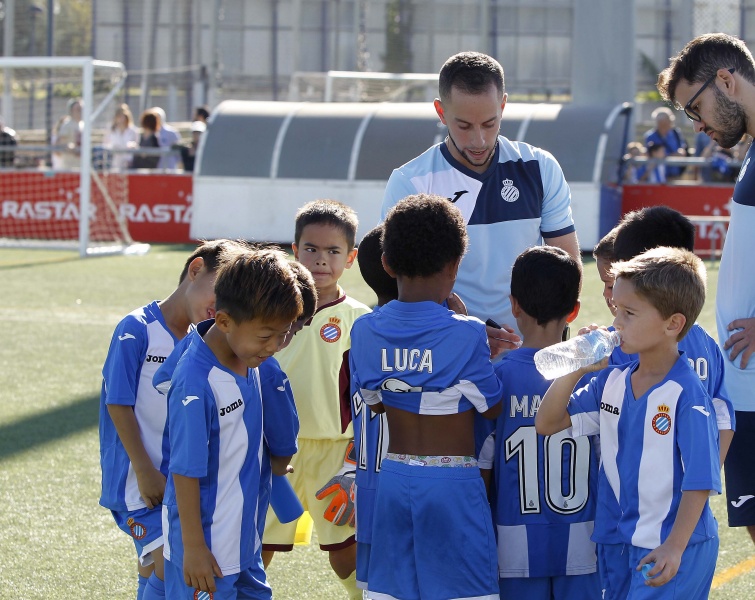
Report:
357,224,398,303
294,199,359,250
439,52,505,102
611,247,705,340
612,205,695,262
511,246,581,326
214,247,302,325
382,194,467,278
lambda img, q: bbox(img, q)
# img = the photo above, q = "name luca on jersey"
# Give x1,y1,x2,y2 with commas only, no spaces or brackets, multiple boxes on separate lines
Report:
381,348,433,373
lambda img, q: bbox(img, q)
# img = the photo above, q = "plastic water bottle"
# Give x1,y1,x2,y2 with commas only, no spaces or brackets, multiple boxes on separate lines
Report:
271,474,304,524
534,329,621,379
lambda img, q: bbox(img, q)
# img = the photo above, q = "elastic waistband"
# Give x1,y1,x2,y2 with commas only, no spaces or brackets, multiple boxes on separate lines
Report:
384,453,477,468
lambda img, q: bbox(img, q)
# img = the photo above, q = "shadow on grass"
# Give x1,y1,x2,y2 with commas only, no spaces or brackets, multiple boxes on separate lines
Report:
0,394,100,461
0,254,83,271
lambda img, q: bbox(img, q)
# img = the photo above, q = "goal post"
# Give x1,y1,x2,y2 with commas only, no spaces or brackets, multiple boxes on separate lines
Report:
0,56,149,257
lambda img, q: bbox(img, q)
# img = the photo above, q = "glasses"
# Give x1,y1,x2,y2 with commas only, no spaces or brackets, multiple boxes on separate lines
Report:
684,67,735,122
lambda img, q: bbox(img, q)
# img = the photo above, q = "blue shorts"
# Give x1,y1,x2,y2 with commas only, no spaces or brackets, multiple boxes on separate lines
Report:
367,459,499,600
627,537,718,599
724,410,755,527
597,542,631,600
499,572,601,600
111,506,164,566
356,541,371,591
164,555,271,600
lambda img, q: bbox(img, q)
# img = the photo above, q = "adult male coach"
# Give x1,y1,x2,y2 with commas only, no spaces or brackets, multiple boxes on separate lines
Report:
381,52,581,357
658,32,755,546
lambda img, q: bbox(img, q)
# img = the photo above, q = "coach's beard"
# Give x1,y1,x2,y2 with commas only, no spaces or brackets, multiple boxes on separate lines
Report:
446,133,497,168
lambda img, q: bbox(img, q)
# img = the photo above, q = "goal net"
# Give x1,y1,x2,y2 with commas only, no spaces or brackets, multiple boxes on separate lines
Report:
0,57,148,256
288,70,439,102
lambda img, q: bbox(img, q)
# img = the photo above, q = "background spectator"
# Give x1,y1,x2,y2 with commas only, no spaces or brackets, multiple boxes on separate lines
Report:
150,107,180,170
644,106,688,179
132,110,161,170
54,98,83,170
193,105,210,124
636,140,666,183
0,115,17,168
622,141,644,183
173,120,205,172
103,104,139,171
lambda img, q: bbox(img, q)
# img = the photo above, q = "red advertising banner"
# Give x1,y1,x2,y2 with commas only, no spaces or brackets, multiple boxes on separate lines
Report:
0,171,194,244
622,184,733,257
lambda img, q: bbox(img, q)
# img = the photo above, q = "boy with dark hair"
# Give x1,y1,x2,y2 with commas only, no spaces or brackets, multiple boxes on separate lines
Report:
162,247,302,598
99,239,242,600
537,247,721,599
478,246,601,599
351,224,396,593
351,193,503,600
593,227,618,316
592,206,734,599
262,199,370,599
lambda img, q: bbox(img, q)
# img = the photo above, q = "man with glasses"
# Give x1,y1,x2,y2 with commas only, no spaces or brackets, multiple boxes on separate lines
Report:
658,32,755,550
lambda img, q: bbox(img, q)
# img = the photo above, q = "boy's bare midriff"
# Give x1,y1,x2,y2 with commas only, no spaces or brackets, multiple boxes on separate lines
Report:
384,407,477,457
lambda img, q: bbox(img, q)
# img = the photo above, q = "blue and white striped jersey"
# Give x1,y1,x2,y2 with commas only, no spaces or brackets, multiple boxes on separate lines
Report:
479,347,599,578
99,300,176,512
717,146,755,411
154,319,299,459
591,327,734,544
568,356,721,551
162,332,266,576
350,300,502,415
382,137,575,332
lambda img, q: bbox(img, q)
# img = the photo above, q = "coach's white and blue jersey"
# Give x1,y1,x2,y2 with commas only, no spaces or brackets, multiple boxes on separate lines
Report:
162,332,265,576
350,300,502,415
481,348,598,578
568,356,720,551
100,300,176,512
717,147,755,412
382,137,574,330
591,327,735,544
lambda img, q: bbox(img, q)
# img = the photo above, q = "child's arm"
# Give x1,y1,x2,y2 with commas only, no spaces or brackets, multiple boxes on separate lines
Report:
107,404,165,508
637,489,711,586
173,473,223,592
719,429,734,467
270,455,294,477
535,371,585,435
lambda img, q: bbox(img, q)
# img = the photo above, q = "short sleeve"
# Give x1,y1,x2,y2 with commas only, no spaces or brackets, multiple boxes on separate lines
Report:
536,148,575,238
259,359,299,457
167,377,213,478
102,315,148,406
381,169,419,221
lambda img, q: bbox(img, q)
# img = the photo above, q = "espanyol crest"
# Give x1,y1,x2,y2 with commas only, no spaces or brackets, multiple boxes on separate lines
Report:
501,178,520,202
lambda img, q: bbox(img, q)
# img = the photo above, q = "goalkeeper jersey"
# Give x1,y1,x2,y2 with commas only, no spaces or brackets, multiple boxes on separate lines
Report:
481,347,599,578
275,290,370,440
99,300,177,512
382,136,575,333
350,300,502,415
568,356,721,550
162,330,265,576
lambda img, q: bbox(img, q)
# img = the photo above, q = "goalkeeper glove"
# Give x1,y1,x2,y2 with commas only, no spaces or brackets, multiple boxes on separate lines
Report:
315,441,356,527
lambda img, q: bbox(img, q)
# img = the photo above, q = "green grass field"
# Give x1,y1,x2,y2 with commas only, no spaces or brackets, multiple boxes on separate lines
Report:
0,245,753,599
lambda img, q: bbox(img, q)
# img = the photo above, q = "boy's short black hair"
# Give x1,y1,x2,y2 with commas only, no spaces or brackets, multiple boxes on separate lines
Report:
511,246,581,326
179,239,245,284
439,51,505,102
612,205,695,261
294,199,358,249
357,225,398,302
194,105,210,120
593,227,618,261
288,260,318,322
382,193,468,278
214,247,302,324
